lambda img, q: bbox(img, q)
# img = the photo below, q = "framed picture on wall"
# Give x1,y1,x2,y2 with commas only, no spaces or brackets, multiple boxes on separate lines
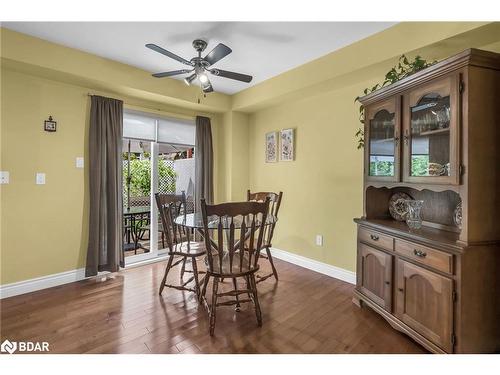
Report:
44,116,57,132
280,128,295,161
265,131,278,163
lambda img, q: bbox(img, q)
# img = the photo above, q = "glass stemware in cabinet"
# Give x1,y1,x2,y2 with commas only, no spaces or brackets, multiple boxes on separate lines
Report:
410,94,451,177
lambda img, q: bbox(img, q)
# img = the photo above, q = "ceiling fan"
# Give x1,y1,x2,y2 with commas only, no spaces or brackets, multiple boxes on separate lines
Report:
146,39,253,93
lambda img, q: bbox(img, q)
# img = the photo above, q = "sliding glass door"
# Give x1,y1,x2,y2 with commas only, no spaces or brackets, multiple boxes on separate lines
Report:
122,110,195,265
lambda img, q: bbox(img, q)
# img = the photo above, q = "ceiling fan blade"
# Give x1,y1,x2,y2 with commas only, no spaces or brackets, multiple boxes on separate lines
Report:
210,69,252,83
152,69,193,78
204,43,232,65
146,43,192,66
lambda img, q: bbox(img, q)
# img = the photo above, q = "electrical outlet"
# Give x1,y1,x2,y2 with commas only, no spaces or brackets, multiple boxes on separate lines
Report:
315,234,323,246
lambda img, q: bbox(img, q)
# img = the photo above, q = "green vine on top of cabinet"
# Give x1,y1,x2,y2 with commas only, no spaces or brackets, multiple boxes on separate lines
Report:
354,55,437,149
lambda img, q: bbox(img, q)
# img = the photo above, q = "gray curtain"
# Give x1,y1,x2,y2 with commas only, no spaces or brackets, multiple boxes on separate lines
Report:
195,116,214,211
85,95,124,277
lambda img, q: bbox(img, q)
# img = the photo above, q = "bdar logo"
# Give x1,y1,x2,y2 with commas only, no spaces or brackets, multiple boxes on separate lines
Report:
1,339,17,354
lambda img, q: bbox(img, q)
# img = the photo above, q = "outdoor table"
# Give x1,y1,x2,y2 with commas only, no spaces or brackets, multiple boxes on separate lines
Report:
123,205,151,252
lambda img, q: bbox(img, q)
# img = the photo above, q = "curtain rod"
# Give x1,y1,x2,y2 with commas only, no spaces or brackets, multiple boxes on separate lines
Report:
87,94,209,121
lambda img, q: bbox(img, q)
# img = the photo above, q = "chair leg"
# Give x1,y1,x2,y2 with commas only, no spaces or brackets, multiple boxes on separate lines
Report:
161,232,165,248
232,278,241,312
200,274,210,302
250,274,262,327
191,257,201,299
180,257,187,279
209,277,219,336
245,275,252,300
265,246,279,281
159,254,174,295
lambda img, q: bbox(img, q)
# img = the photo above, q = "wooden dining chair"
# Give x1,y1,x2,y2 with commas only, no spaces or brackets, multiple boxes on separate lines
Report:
247,190,283,283
200,198,270,336
139,192,186,248
155,193,206,297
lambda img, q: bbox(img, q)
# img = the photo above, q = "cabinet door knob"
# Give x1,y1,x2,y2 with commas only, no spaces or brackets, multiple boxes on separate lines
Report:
385,281,390,285
413,249,427,258
398,288,404,292
370,234,379,241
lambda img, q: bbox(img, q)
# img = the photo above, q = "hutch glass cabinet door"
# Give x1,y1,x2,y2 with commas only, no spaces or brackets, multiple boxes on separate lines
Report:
403,75,459,184
365,97,400,182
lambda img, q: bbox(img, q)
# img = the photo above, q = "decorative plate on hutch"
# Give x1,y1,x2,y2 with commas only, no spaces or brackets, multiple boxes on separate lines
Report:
389,192,413,221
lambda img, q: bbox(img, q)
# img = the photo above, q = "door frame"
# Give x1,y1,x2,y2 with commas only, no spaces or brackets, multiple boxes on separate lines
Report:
122,112,195,266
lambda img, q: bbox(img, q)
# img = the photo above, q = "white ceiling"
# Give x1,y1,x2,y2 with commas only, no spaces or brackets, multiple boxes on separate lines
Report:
3,22,396,94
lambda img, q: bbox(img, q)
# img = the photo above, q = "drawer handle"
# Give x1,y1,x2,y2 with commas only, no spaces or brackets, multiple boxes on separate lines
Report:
413,249,427,258
370,234,379,241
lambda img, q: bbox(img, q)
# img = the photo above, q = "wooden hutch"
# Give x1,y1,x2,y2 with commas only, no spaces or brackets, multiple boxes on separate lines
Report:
353,49,500,353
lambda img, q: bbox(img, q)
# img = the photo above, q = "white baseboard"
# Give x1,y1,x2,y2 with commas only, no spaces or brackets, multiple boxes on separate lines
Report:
270,248,356,285
0,249,354,299
0,253,171,299
0,268,87,299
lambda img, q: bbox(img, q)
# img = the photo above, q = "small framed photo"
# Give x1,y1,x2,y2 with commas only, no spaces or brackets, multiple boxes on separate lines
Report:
44,117,57,132
280,128,295,161
265,131,278,163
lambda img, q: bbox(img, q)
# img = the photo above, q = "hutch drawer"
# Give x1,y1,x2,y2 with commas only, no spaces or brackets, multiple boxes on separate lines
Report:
395,238,453,275
358,227,394,252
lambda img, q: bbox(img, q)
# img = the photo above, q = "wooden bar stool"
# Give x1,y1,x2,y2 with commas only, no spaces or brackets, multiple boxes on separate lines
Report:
247,190,283,283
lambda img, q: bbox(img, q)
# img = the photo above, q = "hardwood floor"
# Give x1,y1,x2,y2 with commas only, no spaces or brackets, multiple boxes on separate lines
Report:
0,257,426,354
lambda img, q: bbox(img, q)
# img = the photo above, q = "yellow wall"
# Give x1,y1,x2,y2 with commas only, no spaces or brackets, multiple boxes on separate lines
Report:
0,69,223,284
219,111,250,202
2,22,500,285
248,83,367,271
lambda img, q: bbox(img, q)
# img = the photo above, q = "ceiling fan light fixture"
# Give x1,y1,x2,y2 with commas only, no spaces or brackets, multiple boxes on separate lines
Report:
198,72,209,84
184,73,196,86
201,81,210,90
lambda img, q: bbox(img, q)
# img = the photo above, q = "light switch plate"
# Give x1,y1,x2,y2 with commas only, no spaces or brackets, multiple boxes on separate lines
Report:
315,234,323,246
36,173,46,185
76,157,84,169
0,171,9,184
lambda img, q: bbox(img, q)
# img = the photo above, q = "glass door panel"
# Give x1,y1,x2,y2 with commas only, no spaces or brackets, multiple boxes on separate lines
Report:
365,97,400,182
369,109,396,177
122,138,151,258
403,75,459,184
410,94,451,177
156,144,196,251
